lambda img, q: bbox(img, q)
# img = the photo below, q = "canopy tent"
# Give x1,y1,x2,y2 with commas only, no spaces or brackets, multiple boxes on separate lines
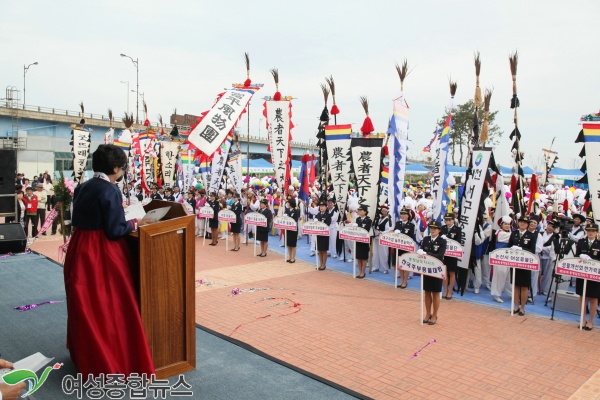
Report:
548,167,584,180
241,158,274,173
405,163,431,174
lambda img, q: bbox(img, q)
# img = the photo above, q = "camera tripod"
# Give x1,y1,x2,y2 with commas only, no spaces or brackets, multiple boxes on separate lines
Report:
545,236,573,320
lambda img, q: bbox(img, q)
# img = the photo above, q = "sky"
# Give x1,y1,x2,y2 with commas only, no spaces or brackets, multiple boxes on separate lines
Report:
2,0,599,170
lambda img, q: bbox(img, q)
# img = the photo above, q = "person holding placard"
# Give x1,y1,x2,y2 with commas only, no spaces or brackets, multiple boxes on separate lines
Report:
285,198,300,263
576,223,600,330
315,200,331,270
257,198,273,257
230,193,243,251
354,204,372,279
208,192,220,246
441,213,462,300
509,215,537,316
419,221,446,325
372,205,392,273
393,207,417,288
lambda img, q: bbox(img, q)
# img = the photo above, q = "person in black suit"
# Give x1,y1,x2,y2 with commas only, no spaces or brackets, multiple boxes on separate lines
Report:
355,204,372,279
576,223,600,330
230,193,243,251
394,207,416,288
208,192,220,246
285,198,300,263
509,215,537,316
315,200,331,270
163,187,176,202
419,221,446,325
441,213,461,300
257,198,273,257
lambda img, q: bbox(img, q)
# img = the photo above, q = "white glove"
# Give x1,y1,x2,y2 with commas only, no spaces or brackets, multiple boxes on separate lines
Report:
511,246,522,250
394,229,400,234
441,235,447,239
580,254,592,261
352,223,358,227
417,249,425,255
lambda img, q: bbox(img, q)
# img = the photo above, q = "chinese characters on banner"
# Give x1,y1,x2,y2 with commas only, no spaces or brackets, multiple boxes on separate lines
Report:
226,150,242,195
351,138,383,225
324,125,352,214
187,88,256,156
208,135,232,194
71,129,91,183
457,149,492,270
266,101,291,191
160,141,180,188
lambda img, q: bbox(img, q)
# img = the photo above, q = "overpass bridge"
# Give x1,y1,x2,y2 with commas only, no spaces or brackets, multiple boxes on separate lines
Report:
0,102,317,178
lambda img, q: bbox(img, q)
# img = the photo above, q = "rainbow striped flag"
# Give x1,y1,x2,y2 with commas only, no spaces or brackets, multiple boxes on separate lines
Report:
325,124,352,140
380,165,389,185
114,140,131,151
582,123,600,142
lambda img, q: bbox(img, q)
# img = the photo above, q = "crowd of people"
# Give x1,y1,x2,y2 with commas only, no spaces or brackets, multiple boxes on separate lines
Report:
10,171,57,236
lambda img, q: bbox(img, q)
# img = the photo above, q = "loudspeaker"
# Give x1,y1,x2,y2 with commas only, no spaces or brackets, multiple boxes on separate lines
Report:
0,150,17,214
0,223,27,254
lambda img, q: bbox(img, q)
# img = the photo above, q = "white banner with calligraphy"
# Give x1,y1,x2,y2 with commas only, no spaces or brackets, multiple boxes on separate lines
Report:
104,127,114,145
556,258,600,282
71,129,91,183
444,239,464,259
218,209,237,223
398,252,446,279
379,231,417,252
301,220,330,236
188,88,258,156
489,248,540,271
226,150,242,195
245,212,268,227
339,226,370,243
388,97,409,222
267,101,291,191
208,134,232,194
457,148,492,270
273,215,297,231
325,124,352,214
351,138,383,225
160,141,180,189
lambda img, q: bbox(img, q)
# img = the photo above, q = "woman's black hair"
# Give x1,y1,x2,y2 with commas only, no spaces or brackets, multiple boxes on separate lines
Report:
92,144,128,175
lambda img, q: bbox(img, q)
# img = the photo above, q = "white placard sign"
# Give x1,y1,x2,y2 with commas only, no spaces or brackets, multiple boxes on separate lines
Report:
444,239,464,259
245,212,268,227
302,221,330,236
379,231,417,252
198,206,214,219
274,215,297,231
556,258,600,282
218,209,236,222
489,248,540,271
398,252,447,279
339,226,370,243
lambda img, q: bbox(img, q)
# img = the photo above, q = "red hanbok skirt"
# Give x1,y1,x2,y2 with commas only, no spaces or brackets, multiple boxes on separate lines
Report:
64,229,155,377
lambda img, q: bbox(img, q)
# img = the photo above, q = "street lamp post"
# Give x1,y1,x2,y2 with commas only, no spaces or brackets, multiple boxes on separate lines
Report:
131,90,144,120
120,81,130,114
120,54,139,124
258,118,264,141
23,62,38,106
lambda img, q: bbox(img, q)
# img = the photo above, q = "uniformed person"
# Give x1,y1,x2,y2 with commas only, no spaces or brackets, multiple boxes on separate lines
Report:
509,215,537,315
285,198,300,263
393,207,417,288
230,193,243,251
419,221,447,325
576,223,600,330
355,204,372,279
315,200,331,270
163,187,175,202
372,205,392,273
441,213,462,300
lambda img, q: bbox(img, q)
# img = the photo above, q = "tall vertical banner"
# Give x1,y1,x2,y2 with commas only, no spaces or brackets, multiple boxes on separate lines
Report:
378,149,389,208
325,124,352,213
540,149,558,187
187,87,259,156
431,116,451,223
198,152,210,191
104,128,114,145
388,97,409,222
208,134,232,194
457,148,492,270
577,121,600,223
226,149,242,194
160,141,180,188
492,171,511,230
138,133,156,194
351,138,384,217
71,129,91,183
266,101,291,191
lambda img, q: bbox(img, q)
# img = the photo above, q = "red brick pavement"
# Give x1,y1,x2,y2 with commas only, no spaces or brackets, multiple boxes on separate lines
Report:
31,235,600,399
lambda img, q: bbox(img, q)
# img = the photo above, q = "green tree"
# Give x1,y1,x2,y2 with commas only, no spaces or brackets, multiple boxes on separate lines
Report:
438,100,503,166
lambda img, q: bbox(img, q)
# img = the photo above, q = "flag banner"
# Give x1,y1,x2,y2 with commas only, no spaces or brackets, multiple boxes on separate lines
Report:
140,152,155,194
160,141,180,189
388,97,409,222
208,134,232,194
266,101,291,191
188,87,258,156
398,252,446,280
492,172,511,231
541,149,558,186
114,129,132,156
457,148,492,270
198,152,211,191
351,137,384,226
489,248,540,271
104,128,114,145
431,116,451,223
226,149,242,195
578,122,600,223
422,126,441,153
325,124,352,213
71,129,91,183
378,149,390,209
298,154,310,203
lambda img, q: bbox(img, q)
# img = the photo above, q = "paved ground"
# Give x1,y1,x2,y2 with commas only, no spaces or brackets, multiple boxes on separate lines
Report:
31,234,600,399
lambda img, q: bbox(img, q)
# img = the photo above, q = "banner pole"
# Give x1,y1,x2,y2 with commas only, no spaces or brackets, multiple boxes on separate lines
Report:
395,251,398,289
315,235,318,269
580,279,588,330
420,271,424,326
285,230,288,262
353,241,357,278
225,221,229,252
511,268,516,316
203,219,207,247
254,229,257,257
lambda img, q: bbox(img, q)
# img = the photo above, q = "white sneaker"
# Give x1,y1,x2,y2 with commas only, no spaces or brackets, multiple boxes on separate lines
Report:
485,285,491,291
347,258,353,263
493,296,504,303
310,252,315,257
383,270,388,274
371,269,379,273
333,254,338,258
474,288,479,294
279,244,285,247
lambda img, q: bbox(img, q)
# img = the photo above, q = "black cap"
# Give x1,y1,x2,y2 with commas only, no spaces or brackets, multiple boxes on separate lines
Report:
444,213,454,220
429,221,442,230
165,187,172,192
572,213,585,222
318,200,327,207
358,204,369,213
518,215,530,223
288,198,296,208
585,223,599,231
528,215,539,223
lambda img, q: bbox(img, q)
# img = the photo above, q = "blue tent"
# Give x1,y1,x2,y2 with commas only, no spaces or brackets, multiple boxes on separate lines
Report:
549,167,584,178
499,165,535,176
405,163,431,173
446,165,467,174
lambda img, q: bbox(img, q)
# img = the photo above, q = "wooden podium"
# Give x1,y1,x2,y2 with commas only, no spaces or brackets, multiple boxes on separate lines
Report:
129,200,196,379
